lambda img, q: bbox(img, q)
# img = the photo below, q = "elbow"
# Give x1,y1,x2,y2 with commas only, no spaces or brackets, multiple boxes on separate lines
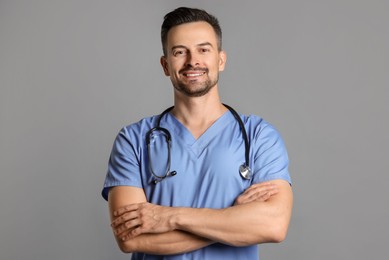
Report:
117,239,136,254
118,243,132,254
266,222,289,243
269,227,287,243
264,206,292,243
250,218,290,245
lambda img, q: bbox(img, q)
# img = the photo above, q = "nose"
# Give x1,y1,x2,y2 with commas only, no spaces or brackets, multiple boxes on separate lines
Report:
185,52,200,67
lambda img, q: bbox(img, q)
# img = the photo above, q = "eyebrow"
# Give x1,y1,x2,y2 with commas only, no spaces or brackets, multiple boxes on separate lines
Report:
197,42,214,48
171,42,215,51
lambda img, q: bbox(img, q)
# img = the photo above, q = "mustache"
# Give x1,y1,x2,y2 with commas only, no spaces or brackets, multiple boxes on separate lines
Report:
179,67,208,74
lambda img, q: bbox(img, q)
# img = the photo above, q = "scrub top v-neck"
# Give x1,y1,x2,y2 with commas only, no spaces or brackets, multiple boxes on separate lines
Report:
102,110,290,207
146,111,248,208
102,109,291,260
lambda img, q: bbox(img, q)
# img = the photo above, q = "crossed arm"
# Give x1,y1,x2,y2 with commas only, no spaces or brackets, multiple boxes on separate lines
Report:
108,180,293,255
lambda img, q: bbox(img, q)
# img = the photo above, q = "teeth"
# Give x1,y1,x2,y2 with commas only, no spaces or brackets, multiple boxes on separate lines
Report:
185,73,204,77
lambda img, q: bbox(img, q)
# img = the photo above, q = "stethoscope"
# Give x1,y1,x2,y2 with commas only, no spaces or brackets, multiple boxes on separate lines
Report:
146,104,251,184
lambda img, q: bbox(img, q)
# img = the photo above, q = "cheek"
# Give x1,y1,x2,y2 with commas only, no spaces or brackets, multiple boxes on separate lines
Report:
171,62,185,74
208,57,223,71
209,62,221,74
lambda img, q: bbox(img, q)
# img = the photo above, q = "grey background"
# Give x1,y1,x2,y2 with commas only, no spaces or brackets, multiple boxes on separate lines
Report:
1,0,388,259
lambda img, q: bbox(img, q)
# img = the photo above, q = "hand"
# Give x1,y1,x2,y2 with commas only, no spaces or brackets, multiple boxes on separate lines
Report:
111,202,175,241
234,182,278,206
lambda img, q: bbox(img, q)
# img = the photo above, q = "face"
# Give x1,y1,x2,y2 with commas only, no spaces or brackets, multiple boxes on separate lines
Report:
160,21,226,98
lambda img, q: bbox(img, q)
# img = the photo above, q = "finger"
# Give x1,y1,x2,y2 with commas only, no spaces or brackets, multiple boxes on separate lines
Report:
119,233,130,242
241,183,276,199
130,222,156,237
252,188,279,202
114,218,142,236
118,225,143,241
111,211,138,228
114,224,129,237
257,192,271,202
251,187,276,198
241,184,275,197
244,182,275,193
249,187,278,200
113,204,139,217
241,192,267,204
237,187,279,205
130,226,143,237
119,231,134,242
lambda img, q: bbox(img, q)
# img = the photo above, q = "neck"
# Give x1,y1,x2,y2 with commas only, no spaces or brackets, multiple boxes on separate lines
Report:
172,87,227,139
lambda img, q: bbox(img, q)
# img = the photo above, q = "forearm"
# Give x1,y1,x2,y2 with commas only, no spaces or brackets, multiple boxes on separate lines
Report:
108,186,213,255
117,230,213,255
173,180,293,246
113,180,292,248
174,202,284,246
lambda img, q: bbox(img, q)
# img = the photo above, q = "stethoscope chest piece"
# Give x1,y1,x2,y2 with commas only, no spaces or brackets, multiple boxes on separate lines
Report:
239,164,252,180
149,104,252,183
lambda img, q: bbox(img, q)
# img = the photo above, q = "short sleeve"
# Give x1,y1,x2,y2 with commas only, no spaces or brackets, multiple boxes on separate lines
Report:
251,123,291,184
101,127,143,201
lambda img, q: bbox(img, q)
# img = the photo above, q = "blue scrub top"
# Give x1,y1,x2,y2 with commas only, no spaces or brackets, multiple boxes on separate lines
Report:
102,110,291,259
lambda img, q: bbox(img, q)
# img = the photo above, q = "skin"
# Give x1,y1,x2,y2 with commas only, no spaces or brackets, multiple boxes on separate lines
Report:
108,182,279,254
160,22,228,139
108,21,293,255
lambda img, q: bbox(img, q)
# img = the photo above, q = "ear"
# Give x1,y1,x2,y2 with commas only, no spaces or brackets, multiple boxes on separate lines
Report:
218,50,227,72
160,56,170,76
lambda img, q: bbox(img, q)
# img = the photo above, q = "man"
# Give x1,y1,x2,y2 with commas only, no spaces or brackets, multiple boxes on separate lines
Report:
102,7,293,259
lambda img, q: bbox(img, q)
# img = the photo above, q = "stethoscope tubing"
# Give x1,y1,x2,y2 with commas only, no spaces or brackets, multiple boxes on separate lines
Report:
146,104,251,182
222,104,250,168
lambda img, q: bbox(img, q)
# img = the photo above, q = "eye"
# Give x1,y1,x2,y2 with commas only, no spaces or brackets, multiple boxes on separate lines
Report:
173,49,186,56
200,48,210,53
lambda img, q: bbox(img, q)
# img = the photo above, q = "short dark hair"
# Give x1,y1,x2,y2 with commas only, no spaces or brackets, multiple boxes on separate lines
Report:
161,7,222,56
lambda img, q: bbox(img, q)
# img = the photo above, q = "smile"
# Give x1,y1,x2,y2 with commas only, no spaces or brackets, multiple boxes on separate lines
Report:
183,71,206,77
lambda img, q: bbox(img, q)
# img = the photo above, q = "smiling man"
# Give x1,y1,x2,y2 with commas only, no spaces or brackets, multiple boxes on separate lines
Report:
102,7,293,259
161,21,224,99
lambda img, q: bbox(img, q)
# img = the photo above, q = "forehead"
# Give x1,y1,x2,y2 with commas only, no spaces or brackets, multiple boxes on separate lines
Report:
166,21,218,48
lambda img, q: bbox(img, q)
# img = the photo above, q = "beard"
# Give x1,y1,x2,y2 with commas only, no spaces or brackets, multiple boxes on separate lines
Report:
173,68,219,97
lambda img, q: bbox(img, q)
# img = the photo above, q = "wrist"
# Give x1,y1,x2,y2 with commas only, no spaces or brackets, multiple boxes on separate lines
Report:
170,207,185,231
